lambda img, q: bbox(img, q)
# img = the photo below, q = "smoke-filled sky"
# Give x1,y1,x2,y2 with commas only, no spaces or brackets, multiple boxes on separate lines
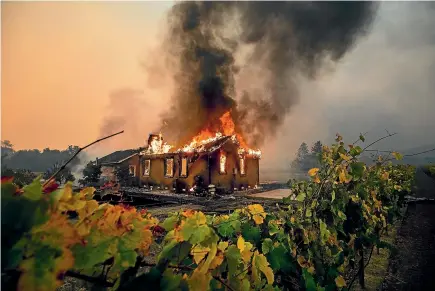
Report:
2,1,435,168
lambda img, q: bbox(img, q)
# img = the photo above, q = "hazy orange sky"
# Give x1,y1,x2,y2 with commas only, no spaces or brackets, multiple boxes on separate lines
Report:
2,2,435,168
1,1,173,151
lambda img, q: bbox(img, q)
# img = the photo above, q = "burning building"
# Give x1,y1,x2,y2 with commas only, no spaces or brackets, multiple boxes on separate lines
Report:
97,3,377,193
98,111,261,194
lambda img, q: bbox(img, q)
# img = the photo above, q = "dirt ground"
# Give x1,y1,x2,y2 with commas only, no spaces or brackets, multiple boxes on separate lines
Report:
381,168,435,291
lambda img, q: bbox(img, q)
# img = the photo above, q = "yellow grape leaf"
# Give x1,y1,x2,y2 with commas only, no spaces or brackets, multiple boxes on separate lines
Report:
308,168,319,177
241,242,254,263
313,175,321,183
209,251,224,270
381,171,389,181
307,266,315,274
394,185,402,191
138,229,154,254
191,245,211,264
338,170,351,183
392,151,403,161
194,211,207,225
33,213,80,246
78,187,95,199
252,250,274,285
237,236,245,252
198,243,217,274
76,221,91,237
182,209,195,218
55,248,75,275
337,264,345,273
335,275,346,288
290,216,295,223
246,204,266,225
76,200,99,219
350,195,360,203
60,183,73,202
187,269,212,291
217,241,229,251
241,249,253,263
339,153,351,161
297,256,310,268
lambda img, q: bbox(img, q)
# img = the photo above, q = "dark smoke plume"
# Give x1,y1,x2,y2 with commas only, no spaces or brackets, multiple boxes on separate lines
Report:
159,1,378,147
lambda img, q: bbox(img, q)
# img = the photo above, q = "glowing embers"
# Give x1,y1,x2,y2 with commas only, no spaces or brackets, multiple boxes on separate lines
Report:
143,159,151,176
219,152,227,174
240,157,246,175
165,158,174,177
180,157,188,177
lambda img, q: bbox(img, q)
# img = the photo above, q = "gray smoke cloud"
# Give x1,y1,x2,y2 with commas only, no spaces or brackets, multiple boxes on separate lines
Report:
261,1,435,174
158,2,378,147
98,88,161,151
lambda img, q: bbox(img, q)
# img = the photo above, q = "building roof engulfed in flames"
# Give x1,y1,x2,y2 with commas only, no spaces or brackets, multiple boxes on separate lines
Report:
141,111,261,158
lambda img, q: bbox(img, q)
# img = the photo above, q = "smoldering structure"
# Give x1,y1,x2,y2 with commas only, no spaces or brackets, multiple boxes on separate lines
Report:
159,1,378,148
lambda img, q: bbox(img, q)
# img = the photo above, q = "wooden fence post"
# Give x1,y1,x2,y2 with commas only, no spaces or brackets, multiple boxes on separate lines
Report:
359,247,365,288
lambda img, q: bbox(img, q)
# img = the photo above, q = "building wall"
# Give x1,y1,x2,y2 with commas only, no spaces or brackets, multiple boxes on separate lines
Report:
123,155,141,185
139,155,174,188
122,144,260,192
209,149,260,191
138,154,210,190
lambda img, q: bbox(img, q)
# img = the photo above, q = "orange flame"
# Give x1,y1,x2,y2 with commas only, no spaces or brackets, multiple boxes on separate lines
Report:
186,111,256,154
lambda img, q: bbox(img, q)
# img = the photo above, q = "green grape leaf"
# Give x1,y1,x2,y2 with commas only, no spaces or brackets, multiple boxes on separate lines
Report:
349,146,363,157
350,162,365,180
189,225,211,245
261,238,274,254
268,220,280,236
217,221,235,237
162,215,179,231
241,278,251,291
161,269,184,291
226,245,242,277
359,134,365,142
296,192,306,202
306,208,312,217
267,245,294,272
22,179,42,201
72,235,115,270
241,224,261,245
303,268,317,291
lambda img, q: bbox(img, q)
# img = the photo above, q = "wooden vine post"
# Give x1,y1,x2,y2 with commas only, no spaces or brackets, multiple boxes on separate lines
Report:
359,247,365,288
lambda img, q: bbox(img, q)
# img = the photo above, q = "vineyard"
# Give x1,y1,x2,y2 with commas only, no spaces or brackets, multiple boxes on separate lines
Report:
1,134,416,291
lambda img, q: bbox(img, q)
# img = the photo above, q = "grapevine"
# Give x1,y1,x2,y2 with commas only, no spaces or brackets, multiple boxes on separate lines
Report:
1,133,415,291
